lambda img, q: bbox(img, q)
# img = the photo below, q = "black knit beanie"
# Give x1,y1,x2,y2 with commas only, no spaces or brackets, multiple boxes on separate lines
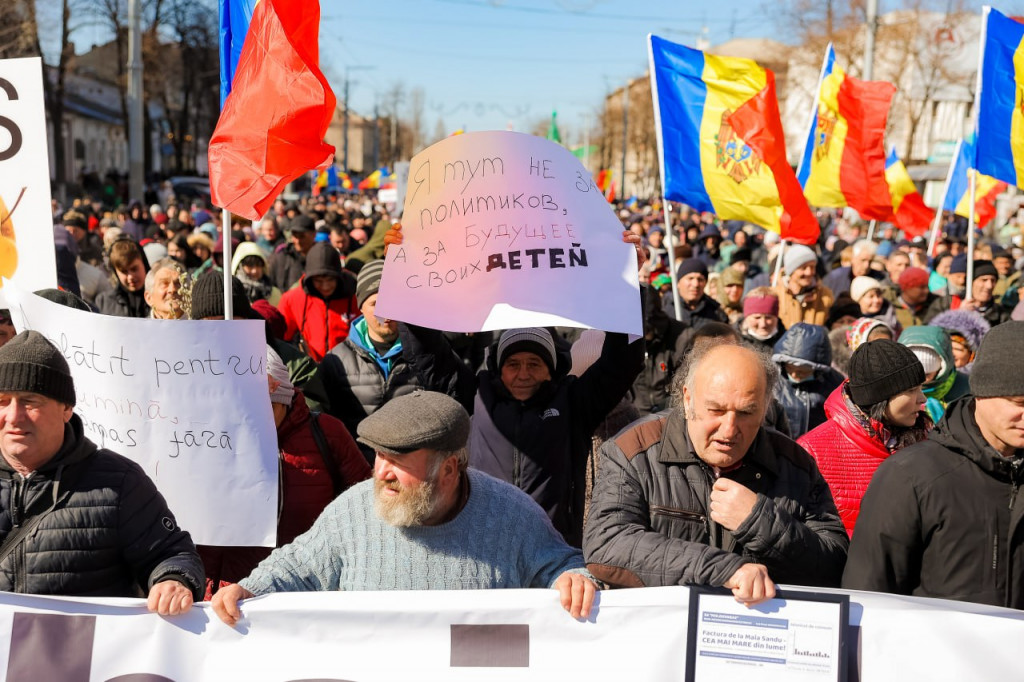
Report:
0,331,76,406
847,339,925,407
970,321,1024,398
356,259,384,309
190,270,254,320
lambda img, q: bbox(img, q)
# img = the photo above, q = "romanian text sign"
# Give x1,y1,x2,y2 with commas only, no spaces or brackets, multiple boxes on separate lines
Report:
7,287,278,546
0,58,57,306
375,131,642,335
0,587,1022,680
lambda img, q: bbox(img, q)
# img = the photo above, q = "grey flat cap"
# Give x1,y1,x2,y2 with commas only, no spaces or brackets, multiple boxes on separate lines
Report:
357,390,471,456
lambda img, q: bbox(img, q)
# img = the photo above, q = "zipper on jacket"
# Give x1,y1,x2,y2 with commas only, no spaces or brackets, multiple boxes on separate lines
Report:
651,505,706,523
11,477,23,528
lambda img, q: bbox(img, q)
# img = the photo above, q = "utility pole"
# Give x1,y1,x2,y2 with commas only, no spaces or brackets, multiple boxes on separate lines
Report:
620,81,629,200
373,101,380,170
863,0,879,80
127,0,143,200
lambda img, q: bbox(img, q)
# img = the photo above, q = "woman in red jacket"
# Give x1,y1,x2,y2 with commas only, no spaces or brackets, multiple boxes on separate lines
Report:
798,339,932,537
198,347,371,597
278,241,360,362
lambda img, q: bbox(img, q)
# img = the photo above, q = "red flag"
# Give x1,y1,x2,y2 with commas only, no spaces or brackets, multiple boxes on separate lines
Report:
728,71,820,245
208,0,336,220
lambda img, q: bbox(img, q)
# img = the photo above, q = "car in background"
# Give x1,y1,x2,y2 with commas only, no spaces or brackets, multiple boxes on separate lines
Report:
169,176,211,205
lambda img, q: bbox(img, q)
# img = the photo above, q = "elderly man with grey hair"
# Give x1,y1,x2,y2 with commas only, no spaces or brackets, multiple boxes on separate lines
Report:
144,257,188,320
583,340,848,605
824,238,882,298
212,390,598,626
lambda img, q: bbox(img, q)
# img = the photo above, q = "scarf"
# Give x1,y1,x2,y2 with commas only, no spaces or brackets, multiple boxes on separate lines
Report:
842,385,933,453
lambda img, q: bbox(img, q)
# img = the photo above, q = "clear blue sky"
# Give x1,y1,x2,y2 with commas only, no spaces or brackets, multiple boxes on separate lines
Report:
319,0,780,146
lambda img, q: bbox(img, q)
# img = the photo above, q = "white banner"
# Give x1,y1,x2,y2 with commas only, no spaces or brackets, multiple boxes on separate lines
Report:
6,286,279,547
0,57,58,306
0,586,1020,680
375,131,642,336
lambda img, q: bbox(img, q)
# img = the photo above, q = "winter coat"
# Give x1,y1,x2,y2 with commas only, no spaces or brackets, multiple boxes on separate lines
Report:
898,325,970,422
775,280,834,329
318,316,423,463
843,398,1024,608
232,241,282,306
95,280,150,318
583,409,848,588
268,243,306,292
399,322,645,547
0,417,203,599
772,323,845,438
660,292,729,328
885,289,948,328
198,390,370,596
798,384,930,536
278,244,359,362
633,310,688,416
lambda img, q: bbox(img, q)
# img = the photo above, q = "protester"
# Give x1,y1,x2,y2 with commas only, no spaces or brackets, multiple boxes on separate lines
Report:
898,325,970,422
823,239,880,298
775,244,834,328
887,266,947,328
737,287,784,351
269,214,317,291
199,347,369,597
278,241,360,363
959,260,1012,326
717,266,746,324
843,322,1024,608
143,257,188,320
772,322,845,438
633,286,688,416
929,309,990,373
315,260,423,464
231,241,282,306
850,275,901,334
211,391,598,625
847,317,893,352
583,341,847,602
0,331,203,612
95,237,150,318
798,340,931,536
661,258,729,327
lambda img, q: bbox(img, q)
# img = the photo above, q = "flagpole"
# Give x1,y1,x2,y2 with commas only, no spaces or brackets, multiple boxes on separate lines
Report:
928,138,962,258
773,240,787,287
222,208,233,320
648,34,683,321
964,7,989,296
866,220,877,242
795,43,834,182
966,170,977,297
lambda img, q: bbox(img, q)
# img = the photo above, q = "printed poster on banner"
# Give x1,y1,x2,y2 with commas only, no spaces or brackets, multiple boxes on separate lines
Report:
6,286,279,547
374,131,642,336
0,58,58,306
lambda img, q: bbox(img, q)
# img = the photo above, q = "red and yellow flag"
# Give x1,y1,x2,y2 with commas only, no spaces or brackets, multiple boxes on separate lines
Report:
884,148,933,237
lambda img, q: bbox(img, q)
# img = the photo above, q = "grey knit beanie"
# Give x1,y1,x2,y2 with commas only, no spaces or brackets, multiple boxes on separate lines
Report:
497,328,556,373
0,331,76,406
356,259,385,309
970,321,1024,398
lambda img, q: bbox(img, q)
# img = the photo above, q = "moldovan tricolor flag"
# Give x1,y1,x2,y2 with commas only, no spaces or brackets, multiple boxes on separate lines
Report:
884,148,933,237
798,44,895,220
943,137,1006,229
208,0,336,220
648,35,818,244
975,7,1024,189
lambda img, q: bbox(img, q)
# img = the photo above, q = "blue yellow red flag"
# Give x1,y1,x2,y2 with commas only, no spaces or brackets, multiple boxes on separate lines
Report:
799,45,895,220
647,34,818,244
943,137,1007,229
975,7,1024,188
797,44,836,187
218,0,258,108
884,148,933,237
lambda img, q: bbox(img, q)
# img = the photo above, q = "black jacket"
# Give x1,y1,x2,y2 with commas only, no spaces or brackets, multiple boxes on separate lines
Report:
583,409,848,588
772,323,845,438
843,398,1024,608
661,293,729,328
0,417,204,599
269,243,306,292
633,309,688,416
95,281,150,318
400,323,644,546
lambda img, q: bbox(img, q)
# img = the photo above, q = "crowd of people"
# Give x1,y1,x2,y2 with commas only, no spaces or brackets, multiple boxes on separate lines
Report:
0,187,1021,625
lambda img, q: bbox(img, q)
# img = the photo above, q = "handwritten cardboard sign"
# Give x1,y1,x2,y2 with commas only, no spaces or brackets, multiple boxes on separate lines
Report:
0,58,58,306
374,131,642,335
7,286,279,547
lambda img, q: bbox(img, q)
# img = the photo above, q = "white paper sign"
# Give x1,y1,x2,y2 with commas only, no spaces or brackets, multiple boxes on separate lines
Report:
0,587,1021,681
6,286,279,546
375,131,642,335
0,58,58,306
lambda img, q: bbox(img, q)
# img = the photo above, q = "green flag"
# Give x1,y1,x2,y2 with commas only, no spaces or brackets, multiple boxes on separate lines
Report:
547,110,561,144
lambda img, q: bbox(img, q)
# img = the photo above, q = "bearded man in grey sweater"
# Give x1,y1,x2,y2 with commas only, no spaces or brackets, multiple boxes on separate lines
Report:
212,390,597,626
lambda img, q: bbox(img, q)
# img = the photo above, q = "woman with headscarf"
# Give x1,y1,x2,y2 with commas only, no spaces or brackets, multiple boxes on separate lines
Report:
798,340,932,536
898,325,971,422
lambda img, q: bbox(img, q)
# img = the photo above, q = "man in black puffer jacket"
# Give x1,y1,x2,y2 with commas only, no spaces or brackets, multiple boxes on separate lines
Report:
844,322,1024,608
0,332,203,613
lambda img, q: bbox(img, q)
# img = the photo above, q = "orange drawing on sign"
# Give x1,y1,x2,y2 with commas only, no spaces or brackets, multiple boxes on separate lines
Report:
0,187,23,287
